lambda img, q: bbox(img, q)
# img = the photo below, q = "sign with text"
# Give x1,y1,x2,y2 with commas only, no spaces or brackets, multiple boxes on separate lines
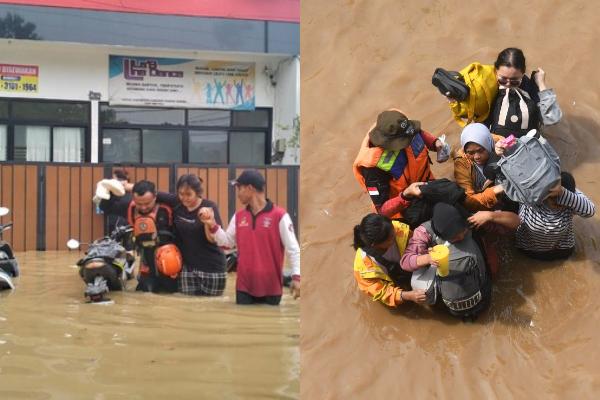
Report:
0,64,39,93
109,56,255,110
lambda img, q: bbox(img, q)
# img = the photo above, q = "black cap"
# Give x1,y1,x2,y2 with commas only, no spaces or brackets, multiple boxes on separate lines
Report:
230,169,265,190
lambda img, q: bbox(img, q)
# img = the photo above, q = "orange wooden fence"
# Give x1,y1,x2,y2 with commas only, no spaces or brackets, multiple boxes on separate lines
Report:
0,163,298,251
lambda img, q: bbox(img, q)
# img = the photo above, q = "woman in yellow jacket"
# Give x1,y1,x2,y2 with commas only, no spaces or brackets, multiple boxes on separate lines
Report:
454,123,506,212
353,213,430,307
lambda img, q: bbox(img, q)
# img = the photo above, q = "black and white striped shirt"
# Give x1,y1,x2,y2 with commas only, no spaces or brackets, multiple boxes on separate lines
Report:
516,189,595,252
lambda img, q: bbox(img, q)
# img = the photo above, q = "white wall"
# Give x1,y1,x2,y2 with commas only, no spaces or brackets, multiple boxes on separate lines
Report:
1,39,299,163
271,55,300,165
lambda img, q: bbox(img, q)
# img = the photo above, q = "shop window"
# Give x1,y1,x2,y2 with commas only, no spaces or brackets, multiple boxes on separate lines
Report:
102,129,141,162
0,125,6,161
232,109,270,127
100,105,185,126
15,125,51,161
0,100,8,119
143,129,183,163
189,131,227,163
229,131,266,164
188,110,231,126
12,102,89,123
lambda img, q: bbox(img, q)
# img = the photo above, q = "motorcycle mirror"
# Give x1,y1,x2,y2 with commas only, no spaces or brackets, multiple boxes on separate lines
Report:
0,207,9,217
67,239,81,249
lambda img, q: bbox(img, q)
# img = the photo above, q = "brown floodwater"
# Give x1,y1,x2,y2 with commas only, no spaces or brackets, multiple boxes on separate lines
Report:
0,251,299,399
301,0,600,398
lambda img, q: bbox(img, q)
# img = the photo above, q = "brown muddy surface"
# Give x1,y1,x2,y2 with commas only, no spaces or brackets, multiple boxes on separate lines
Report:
301,0,600,398
0,251,299,399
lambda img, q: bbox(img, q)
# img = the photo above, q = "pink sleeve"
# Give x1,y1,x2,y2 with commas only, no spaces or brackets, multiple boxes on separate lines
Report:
419,130,439,151
400,226,433,271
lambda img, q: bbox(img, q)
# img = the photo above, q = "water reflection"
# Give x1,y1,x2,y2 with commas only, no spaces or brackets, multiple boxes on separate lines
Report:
0,251,299,399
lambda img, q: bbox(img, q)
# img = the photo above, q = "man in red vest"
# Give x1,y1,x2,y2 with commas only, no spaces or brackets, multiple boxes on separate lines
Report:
200,170,300,305
353,109,448,220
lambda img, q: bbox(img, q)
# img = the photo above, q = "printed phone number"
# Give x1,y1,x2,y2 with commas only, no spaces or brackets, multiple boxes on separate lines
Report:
2,82,38,91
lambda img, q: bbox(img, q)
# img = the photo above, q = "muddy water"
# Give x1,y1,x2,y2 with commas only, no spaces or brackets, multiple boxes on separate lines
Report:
301,0,600,398
0,252,299,400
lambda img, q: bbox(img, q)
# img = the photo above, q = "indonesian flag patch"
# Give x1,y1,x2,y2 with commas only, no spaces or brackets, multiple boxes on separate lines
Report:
367,187,379,196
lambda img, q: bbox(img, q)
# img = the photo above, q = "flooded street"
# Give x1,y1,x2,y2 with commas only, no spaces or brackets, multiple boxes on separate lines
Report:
301,0,600,398
0,252,299,400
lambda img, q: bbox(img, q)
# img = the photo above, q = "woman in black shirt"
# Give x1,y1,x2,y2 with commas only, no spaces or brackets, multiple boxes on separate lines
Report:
156,174,227,296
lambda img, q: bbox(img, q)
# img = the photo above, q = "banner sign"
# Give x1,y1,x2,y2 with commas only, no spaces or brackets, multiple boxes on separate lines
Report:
109,56,255,110
0,64,39,93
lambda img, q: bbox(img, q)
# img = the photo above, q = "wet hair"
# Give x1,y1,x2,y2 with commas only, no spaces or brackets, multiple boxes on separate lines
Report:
132,180,156,197
113,169,129,182
352,213,394,250
494,47,527,74
561,172,576,193
176,174,204,196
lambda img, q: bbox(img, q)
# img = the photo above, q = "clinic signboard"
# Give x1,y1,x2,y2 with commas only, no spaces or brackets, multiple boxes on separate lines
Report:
108,55,255,110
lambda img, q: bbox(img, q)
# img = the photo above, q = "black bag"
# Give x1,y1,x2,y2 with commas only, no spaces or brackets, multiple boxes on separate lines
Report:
431,68,470,101
490,89,539,138
401,179,466,229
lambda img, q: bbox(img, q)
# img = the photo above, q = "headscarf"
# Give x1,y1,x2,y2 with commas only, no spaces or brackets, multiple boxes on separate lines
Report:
461,123,495,189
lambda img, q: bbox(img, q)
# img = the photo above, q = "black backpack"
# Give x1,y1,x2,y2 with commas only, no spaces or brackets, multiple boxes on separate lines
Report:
401,179,466,230
423,221,492,322
490,89,539,138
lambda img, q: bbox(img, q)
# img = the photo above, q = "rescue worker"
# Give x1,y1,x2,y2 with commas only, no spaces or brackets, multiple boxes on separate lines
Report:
127,180,180,293
352,213,427,307
353,109,447,220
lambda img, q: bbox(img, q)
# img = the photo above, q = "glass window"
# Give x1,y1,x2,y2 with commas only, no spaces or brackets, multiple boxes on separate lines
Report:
0,125,6,161
188,110,231,126
15,125,51,161
189,131,227,164
102,129,140,162
229,131,266,164
12,102,89,123
54,127,85,162
100,106,185,126
0,100,8,119
232,109,270,127
143,129,182,163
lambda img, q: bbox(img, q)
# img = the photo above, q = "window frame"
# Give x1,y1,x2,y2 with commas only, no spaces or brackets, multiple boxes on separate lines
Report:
99,104,272,165
0,98,91,163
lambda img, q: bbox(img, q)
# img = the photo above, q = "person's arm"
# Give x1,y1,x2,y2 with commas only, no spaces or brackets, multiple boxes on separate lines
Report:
400,226,438,271
202,201,223,244
199,207,237,248
156,191,181,208
468,210,521,233
419,130,442,152
454,157,500,211
279,213,300,299
354,252,426,306
533,68,562,126
557,189,595,218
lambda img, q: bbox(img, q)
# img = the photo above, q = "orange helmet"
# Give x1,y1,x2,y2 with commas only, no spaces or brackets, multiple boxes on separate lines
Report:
155,244,182,278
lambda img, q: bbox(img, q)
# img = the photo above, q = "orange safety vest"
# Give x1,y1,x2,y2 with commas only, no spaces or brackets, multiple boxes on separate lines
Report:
353,108,435,219
127,202,173,248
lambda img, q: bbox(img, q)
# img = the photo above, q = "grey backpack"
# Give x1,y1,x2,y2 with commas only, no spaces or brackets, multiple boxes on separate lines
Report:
421,222,489,319
497,129,561,206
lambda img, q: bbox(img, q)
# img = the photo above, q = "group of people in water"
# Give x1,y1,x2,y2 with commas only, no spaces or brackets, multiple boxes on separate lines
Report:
98,168,300,305
351,48,595,319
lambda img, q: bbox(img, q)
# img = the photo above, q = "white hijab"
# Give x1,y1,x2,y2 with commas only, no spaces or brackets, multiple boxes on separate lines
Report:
461,123,494,188
461,123,495,154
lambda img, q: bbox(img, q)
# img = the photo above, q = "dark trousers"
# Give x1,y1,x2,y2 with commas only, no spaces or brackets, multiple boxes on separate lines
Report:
236,290,282,305
518,247,574,262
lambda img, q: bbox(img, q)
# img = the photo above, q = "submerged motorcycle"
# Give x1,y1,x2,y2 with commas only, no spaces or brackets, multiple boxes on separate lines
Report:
0,207,19,291
67,225,136,303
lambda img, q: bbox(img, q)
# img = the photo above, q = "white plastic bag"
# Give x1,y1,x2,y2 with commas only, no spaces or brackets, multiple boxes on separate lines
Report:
436,134,451,163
